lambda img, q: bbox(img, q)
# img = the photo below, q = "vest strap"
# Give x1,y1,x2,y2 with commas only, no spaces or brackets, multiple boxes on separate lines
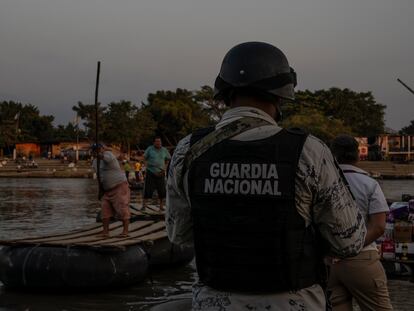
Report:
179,117,272,188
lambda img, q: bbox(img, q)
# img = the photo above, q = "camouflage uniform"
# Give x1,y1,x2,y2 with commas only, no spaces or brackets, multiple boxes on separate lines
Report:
166,106,366,311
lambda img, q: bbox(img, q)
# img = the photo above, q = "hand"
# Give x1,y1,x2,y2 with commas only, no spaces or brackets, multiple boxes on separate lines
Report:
324,256,341,265
156,170,165,177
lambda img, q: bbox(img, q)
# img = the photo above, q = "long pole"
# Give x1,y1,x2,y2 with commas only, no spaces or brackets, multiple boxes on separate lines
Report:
397,78,414,96
75,113,79,162
94,61,101,199
76,129,79,162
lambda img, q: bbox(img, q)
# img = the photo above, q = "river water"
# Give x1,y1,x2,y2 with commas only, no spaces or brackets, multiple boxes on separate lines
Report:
0,178,413,310
0,179,195,311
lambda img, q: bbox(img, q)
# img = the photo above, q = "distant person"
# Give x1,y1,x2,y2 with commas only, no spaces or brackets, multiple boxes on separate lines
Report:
123,160,132,181
142,137,171,211
166,42,366,310
141,163,146,178
328,135,392,311
134,161,143,181
92,143,130,238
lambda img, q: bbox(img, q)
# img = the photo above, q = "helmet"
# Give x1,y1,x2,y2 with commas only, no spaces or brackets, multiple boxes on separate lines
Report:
214,42,297,102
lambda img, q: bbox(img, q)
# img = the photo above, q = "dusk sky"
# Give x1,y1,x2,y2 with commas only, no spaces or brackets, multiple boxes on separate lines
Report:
1,0,413,130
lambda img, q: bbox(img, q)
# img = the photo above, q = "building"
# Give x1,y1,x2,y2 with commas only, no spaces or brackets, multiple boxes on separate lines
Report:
1,140,91,160
377,134,414,162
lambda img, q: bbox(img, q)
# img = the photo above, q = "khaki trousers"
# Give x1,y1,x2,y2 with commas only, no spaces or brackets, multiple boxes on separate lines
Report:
327,250,393,311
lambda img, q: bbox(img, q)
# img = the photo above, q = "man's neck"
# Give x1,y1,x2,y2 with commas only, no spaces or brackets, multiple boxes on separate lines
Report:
230,99,277,120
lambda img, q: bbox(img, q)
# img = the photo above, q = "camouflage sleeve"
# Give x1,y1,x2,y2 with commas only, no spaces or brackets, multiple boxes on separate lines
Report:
296,136,366,258
313,144,366,257
166,134,194,246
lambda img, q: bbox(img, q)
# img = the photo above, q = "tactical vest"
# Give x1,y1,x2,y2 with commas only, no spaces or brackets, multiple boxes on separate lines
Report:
187,127,319,292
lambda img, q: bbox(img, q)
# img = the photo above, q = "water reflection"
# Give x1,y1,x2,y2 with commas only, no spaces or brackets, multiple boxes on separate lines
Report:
378,179,414,202
0,263,195,311
0,179,99,240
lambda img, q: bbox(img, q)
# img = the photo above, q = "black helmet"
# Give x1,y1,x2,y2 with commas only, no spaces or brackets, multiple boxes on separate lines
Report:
214,42,297,102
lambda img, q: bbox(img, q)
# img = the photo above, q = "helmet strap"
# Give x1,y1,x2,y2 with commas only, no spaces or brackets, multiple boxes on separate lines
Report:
274,104,282,122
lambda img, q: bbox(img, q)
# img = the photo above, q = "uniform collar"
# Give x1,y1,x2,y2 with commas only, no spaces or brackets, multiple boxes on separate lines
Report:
218,107,277,128
339,164,368,175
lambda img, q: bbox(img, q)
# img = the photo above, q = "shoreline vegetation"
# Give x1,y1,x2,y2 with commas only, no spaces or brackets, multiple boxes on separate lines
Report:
0,159,413,180
0,159,93,178
3,87,412,158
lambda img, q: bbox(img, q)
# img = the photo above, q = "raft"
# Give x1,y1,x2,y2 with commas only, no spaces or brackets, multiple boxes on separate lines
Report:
129,180,144,190
96,204,166,222
0,219,193,289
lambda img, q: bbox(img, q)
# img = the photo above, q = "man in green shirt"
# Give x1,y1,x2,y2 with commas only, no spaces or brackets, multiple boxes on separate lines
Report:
142,137,171,211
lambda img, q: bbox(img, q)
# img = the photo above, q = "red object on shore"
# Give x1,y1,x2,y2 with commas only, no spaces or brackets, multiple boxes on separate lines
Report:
382,239,396,260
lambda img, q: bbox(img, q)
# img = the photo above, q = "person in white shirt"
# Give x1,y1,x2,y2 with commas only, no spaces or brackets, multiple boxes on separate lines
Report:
328,134,392,311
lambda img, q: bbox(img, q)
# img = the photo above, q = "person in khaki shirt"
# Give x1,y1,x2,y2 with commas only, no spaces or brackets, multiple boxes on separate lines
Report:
328,135,392,311
166,42,366,311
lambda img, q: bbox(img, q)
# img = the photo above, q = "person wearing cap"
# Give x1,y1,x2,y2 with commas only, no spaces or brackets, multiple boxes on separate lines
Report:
328,135,392,311
166,42,366,310
92,143,130,237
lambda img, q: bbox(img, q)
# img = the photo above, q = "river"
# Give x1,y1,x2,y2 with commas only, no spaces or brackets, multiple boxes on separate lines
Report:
0,178,413,310
0,178,195,311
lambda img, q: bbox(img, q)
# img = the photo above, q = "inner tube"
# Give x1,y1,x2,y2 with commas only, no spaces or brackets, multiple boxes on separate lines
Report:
0,244,148,289
148,238,194,266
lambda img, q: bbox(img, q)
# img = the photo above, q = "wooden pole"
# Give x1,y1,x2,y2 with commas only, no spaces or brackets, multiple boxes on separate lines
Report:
94,61,101,199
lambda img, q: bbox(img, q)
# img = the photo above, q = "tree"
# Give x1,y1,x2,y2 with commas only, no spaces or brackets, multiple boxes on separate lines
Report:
134,108,157,148
194,85,228,123
144,88,210,145
0,101,55,143
72,101,106,140
400,120,414,135
283,88,385,139
102,100,156,154
281,108,354,143
54,122,86,141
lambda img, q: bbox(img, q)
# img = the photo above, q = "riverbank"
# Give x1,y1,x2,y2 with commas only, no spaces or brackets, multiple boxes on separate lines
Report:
0,158,93,178
0,170,93,178
358,161,414,179
0,159,414,179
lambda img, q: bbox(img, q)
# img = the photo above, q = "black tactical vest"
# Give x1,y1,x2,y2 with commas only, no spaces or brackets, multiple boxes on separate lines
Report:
187,127,319,292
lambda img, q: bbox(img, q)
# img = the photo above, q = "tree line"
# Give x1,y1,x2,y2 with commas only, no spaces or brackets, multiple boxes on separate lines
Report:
1,86,408,153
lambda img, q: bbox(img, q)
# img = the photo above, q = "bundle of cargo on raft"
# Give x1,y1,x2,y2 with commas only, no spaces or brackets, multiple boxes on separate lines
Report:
0,206,194,289
379,196,414,282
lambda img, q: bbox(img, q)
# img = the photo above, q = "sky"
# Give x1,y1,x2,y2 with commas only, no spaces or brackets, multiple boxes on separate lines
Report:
0,0,413,130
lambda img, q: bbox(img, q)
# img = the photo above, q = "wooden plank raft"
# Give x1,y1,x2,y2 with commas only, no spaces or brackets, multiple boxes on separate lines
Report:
0,220,167,250
129,203,165,218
